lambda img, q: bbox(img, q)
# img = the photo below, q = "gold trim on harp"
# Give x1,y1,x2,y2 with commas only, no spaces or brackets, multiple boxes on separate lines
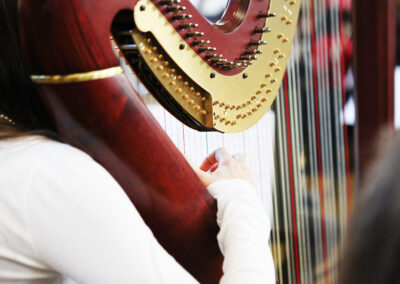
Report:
132,0,301,133
30,66,124,84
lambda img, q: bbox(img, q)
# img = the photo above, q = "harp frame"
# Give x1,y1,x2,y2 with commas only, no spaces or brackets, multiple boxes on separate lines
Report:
353,0,396,186
17,0,397,283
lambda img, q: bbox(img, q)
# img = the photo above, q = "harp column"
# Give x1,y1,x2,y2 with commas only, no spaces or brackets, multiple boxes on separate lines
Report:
353,0,396,187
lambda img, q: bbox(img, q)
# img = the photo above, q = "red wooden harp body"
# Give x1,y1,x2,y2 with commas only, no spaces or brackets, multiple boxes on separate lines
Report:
18,0,395,283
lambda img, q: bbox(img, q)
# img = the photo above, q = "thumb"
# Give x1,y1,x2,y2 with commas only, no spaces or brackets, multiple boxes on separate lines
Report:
194,168,215,187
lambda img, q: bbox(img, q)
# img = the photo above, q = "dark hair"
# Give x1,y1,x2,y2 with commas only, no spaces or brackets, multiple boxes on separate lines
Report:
0,0,56,139
340,131,400,284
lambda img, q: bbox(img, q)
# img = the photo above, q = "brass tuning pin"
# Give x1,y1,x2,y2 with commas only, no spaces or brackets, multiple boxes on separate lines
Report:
224,62,236,69
117,30,133,36
160,0,181,5
199,46,217,53
179,23,198,29
235,62,243,68
240,54,257,60
215,59,228,66
254,27,271,33
237,59,252,66
211,57,223,63
193,39,210,46
167,5,186,12
206,53,222,60
173,14,192,20
258,12,276,18
250,40,267,46
186,31,204,37
244,49,263,55
119,44,138,51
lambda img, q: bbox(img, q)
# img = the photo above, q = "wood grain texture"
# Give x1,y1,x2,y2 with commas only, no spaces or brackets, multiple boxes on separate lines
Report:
19,0,228,282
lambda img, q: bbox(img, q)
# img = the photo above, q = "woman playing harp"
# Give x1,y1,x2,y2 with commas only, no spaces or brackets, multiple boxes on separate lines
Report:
0,0,275,283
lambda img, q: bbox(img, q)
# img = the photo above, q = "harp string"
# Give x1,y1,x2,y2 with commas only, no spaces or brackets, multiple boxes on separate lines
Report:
319,0,336,281
299,0,324,282
334,0,348,238
291,33,311,284
339,0,353,229
275,82,294,283
123,0,353,282
271,0,351,282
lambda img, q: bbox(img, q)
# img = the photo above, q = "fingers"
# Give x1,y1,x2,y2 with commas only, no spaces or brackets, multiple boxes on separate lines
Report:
200,148,232,171
232,153,246,165
200,150,218,171
209,163,219,173
194,168,215,187
198,148,253,187
215,148,234,165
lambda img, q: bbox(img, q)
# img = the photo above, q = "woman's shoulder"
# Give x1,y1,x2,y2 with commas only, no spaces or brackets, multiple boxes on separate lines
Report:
0,135,123,203
0,135,93,163
0,135,106,182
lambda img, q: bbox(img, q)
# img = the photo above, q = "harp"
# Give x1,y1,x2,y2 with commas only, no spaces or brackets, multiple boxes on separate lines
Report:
18,0,395,283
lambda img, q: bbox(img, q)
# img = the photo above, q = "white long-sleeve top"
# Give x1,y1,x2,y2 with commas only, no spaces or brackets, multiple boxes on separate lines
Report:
0,137,275,284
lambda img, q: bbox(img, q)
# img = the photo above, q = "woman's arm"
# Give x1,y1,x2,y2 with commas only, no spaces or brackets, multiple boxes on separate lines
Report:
200,149,276,284
25,142,274,283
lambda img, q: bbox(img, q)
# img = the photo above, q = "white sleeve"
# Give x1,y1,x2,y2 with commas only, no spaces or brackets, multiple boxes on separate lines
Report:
25,145,198,284
207,179,276,284
25,144,274,284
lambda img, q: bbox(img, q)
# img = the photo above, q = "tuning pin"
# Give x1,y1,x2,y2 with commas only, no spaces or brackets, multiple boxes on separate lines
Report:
167,5,186,12
250,40,267,46
186,31,204,37
173,14,192,20
237,59,249,64
215,59,228,66
258,12,276,18
235,62,243,68
237,59,252,66
199,46,217,53
116,30,133,36
211,58,223,63
119,44,138,51
193,39,210,46
244,49,263,55
224,62,236,69
240,54,257,60
160,0,181,5
209,55,223,62
179,23,198,29
254,27,271,33
206,53,222,60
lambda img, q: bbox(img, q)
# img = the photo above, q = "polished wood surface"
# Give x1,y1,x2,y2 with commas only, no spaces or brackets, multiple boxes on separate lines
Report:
19,0,233,282
158,0,271,75
34,75,223,282
353,0,396,187
19,0,131,74
19,0,270,76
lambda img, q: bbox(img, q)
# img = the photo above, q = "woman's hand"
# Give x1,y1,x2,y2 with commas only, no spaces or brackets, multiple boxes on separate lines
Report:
195,148,253,187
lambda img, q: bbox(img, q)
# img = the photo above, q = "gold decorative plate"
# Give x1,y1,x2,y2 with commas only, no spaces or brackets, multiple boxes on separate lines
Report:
127,0,301,133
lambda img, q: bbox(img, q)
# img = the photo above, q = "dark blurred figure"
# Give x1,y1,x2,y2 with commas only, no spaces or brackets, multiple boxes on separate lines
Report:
340,130,400,284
